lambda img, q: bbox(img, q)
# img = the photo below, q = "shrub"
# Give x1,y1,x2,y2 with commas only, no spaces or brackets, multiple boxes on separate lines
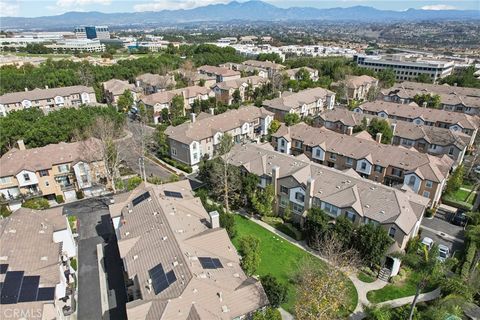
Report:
127,176,142,191
56,195,64,203
76,190,84,199
70,258,77,271
261,275,288,307
22,198,50,209
253,307,282,320
160,156,192,173
238,235,261,276
461,242,476,279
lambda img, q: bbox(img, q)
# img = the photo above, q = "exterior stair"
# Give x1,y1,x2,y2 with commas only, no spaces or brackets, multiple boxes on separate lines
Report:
378,267,391,282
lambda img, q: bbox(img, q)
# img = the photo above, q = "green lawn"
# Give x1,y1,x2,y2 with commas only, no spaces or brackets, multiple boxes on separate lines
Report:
231,214,358,315
358,271,376,283
366,269,436,303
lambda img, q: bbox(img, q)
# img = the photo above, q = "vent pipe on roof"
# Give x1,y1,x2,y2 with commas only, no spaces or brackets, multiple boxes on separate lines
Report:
190,113,196,123
209,211,220,229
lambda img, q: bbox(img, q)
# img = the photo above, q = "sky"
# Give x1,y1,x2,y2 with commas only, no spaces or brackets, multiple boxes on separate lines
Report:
0,0,478,17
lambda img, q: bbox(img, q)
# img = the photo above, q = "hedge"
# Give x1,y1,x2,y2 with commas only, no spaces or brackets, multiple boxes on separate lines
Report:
442,195,474,211
160,156,192,173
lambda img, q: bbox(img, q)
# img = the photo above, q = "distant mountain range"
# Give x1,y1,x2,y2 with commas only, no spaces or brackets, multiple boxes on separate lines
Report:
2,0,479,30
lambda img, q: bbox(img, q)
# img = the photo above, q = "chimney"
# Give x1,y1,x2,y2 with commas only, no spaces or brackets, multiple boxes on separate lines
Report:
45,85,49,89
135,80,140,87
422,102,427,108
190,113,196,123
365,118,371,126
289,88,293,92
346,126,353,136
305,177,315,210
271,165,280,210
375,132,382,143
278,91,282,98
208,211,220,229
209,107,215,115
17,140,26,150
454,83,457,87
391,123,397,135
24,88,28,92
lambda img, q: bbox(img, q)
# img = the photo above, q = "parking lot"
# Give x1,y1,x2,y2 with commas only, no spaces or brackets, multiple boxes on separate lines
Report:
420,208,466,256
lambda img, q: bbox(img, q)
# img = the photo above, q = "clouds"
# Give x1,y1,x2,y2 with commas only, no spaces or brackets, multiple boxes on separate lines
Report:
133,0,230,12
421,4,457,10
0,0,20,16
56,0,112,8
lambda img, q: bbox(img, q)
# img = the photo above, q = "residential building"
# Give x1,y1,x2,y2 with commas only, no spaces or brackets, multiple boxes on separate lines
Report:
0,85,97,116
220,62,269,78
140,86,212,124
0,207,77,319
166,106,274,168
74,26,110,40
316,108,470,165
242,60,285,79
211,76,269,105
263,87,335,121
228,143,430,250
197,65,241,83
353,100,479,145
0,139,108,204
331,75,379,102
46,39,105,52
109,180,268,320
285,67,319,81
353,54,454,82
102,79,138,105
381,81,480,116
135,73,176,94
271,123,454,206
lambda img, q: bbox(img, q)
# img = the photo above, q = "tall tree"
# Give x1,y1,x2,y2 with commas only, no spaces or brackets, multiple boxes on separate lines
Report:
367,118,393,144
170,94,185,122
284,113,300,126
413,93,441,109
377,69,396,88
251,184,275,217
117,89,134,112
213,133,239,212
238,235,261,276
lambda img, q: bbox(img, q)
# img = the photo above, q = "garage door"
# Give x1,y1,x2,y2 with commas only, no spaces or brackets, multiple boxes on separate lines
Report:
63,190,77,201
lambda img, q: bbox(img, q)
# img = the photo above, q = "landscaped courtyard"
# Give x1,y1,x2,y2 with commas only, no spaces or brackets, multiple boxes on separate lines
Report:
230,214,358,315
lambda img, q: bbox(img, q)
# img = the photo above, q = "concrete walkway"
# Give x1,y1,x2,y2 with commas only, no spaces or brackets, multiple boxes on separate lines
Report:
278,307,294,320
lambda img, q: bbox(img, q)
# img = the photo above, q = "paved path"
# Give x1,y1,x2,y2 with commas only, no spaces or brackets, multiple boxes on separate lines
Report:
278,307,294,320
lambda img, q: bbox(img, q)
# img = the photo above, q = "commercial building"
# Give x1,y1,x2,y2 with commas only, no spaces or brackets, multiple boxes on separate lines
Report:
197,65,241,83
109,180,268,320
263,87,335,121
0,207,77,319
0,139,108,205
331,75,379,102
353,54,454,82
271,123,454,206
74,26,110,40
0,85,97,116
353,100,479,145
381,81,480,116
47,39,105,52
316,108,470,165
165,106,273,168
228,143,430,251
211,76,269,105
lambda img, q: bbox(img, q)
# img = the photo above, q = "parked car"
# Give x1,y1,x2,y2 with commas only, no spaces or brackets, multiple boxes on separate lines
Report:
421,237,434,250
438,244,450,262
452,210,468,227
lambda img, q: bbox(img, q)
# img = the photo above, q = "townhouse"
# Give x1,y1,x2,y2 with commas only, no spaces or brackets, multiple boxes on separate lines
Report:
285,67,319,81
211,76,269,105
353,100,479,145
0,207,77,319
381,81,480,116
0,85,97,117
197,65,241,83
228,143,430,251
271,123,454,206
0,139,108,204
331,75,379,102
263,87,336,121
317,108,471,165
220,62,269,78
135,73,176,94
140,86,212,124
242,60,285,79
109,180,268,320
165,106,274,168
102,79,138,105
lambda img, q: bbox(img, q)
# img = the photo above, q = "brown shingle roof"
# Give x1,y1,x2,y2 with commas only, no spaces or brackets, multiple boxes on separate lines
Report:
102,79,136,96
0,85,95,104
197,65,240,77
263,87,335,112
212,76,268,91
141,86,211,106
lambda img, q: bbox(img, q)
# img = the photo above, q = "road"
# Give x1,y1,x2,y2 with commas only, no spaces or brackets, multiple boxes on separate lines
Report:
116,119,173,180
420,208,465,255
64,198,127,320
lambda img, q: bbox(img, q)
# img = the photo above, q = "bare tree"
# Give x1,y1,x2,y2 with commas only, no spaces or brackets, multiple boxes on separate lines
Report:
181,60,197,86
214,133,239,212
295,234,360,320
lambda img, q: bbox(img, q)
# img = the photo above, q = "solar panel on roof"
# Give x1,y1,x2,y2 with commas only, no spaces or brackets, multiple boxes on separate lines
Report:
166,270,177,284
211,258,223,269
0,264,8,274
198,257,223,270
37,287,55,301
148,264,177,295
18,276,40,303
164,191,183,198
0,271,24,304
132,191,150,207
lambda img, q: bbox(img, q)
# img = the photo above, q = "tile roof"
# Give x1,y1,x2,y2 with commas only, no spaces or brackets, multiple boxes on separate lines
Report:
285,67,317,78
102,79,136,96
333,75,378,89
197,65,240,77
136,73,175,87
228,143,430,235
212,76,268,91
243,60,285,70
263,87,335,112
166,106,273,144
0,85,95,104
110,180,268,320
0,138,103,177
272,123,454,183
357,100,480,130
141,86,211,106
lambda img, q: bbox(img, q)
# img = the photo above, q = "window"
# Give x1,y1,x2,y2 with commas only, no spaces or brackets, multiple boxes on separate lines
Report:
45,181,49,187
192,143,197,150
280,186,288,194
295,141,302,149
330,153,336,160
58,164,69,173
425,180,433,188
374,165,383,173
388,227,396,238
193,153,198,161
39,170,49,177
346,211,356,222
0,177,11,184
315,149,322,157
423,191,430,198
408,175,416,186
279,197,289,208
391,168,402,177
345,157,353,166
295,192,305,203
280,139,286,147
291,202,304,214
23,173,30,181
171,147,177,156
360,162,367,170
448,147,454,156
323,202,339,216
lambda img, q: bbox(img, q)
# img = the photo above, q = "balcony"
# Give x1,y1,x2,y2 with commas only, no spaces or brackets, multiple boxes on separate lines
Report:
60,184,76,191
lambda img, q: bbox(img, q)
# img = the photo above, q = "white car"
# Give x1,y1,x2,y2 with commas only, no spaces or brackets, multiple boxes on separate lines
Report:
438,244,450,262
421,237,434,250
